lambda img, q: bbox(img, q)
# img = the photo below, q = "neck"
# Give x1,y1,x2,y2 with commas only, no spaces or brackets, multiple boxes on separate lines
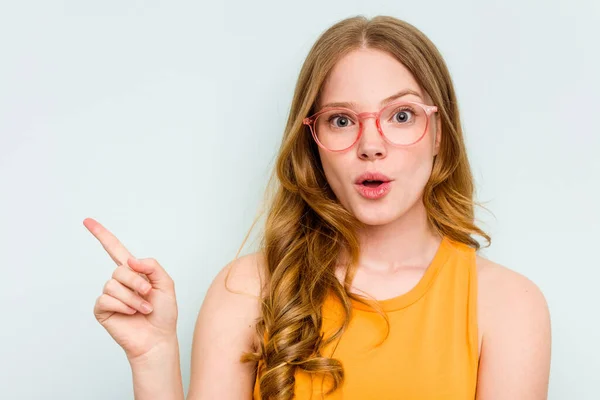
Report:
343,199,443,273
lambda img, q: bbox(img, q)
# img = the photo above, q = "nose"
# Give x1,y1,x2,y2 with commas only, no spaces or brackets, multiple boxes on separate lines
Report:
356,117,387,160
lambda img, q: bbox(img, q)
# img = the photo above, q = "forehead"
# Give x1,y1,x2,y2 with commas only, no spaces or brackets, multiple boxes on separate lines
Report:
318,48,426,110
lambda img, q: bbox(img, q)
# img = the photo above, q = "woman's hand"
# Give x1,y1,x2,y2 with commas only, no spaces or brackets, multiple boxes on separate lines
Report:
85,218,178,363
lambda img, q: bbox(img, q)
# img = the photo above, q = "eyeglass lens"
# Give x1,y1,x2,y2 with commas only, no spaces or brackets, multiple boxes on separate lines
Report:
314,102,428,151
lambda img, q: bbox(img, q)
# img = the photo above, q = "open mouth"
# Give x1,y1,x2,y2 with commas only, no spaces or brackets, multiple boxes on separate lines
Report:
361,180,385,187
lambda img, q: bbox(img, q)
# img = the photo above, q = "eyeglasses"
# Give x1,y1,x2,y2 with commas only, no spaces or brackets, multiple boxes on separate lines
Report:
302,100,438,152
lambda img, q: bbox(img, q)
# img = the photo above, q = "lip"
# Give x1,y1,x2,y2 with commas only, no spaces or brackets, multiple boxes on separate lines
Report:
353,171,393,200
354,171,392,184
354,180,392,200
353,172,393,200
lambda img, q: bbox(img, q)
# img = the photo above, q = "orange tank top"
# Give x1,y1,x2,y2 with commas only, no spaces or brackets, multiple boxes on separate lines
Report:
253,236,480,399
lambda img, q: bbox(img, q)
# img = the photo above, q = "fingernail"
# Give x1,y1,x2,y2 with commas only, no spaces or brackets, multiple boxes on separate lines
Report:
141,302,153,313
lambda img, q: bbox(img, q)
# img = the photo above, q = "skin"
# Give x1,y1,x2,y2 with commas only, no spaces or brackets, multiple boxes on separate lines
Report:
316,48,551,398
86,217,184,399
89,48,551,399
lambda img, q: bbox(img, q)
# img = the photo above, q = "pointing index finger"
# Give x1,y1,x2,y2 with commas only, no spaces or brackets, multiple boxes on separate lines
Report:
83,218,134,267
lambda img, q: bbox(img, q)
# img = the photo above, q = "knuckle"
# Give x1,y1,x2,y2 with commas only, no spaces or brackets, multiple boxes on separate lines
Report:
113,266,133,282
103,278,119,294
140,257,165,272
96,294,108,309
111,267,121,280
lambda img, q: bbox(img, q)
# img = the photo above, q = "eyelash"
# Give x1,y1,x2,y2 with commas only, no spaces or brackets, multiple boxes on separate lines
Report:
327,107,416,126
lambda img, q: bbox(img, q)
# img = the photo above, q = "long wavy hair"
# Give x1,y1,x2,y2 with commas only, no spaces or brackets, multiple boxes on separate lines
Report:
226,14,491,399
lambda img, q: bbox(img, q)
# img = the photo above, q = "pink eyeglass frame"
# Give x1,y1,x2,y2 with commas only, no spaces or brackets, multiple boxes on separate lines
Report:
302,100,438,153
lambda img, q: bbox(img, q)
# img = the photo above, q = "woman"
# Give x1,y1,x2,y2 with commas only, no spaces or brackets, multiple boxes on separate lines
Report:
86,15,551,399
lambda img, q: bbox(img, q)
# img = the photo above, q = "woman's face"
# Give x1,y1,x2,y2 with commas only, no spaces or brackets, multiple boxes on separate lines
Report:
316,48,441,226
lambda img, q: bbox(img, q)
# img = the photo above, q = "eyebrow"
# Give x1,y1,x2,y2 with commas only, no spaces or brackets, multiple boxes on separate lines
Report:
319,88,424,110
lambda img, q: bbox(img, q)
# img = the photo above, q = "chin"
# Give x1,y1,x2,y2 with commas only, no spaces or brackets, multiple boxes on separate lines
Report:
351,207,399,226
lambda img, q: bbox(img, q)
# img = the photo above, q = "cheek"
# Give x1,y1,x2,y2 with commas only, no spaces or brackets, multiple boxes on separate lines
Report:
394,149,435,194
318,151,350,196
319,152,342,185
317,145,435,207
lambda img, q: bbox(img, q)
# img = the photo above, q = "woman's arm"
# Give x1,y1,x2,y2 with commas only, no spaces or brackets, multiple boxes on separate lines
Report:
186,252,264,399
476,257,552,399
129,337,185,400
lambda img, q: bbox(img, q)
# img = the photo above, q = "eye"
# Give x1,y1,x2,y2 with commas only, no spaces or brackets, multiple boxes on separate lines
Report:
392,107,415,124
328,113,355,128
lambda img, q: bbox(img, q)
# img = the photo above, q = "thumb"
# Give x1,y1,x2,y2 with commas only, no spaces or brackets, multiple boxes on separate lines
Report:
127,257,174,293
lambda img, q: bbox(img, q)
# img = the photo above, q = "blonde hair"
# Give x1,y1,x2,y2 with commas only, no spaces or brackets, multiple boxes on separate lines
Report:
228,14,490,399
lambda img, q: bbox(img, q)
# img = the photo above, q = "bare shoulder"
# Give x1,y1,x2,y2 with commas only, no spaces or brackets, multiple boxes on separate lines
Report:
187,251,267,399
221,251,267,299
195,251,267,343
474,255,552,399
476,254,549,314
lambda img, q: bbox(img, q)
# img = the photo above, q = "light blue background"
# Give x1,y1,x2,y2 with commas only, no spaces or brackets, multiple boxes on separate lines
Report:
1,1,598,398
